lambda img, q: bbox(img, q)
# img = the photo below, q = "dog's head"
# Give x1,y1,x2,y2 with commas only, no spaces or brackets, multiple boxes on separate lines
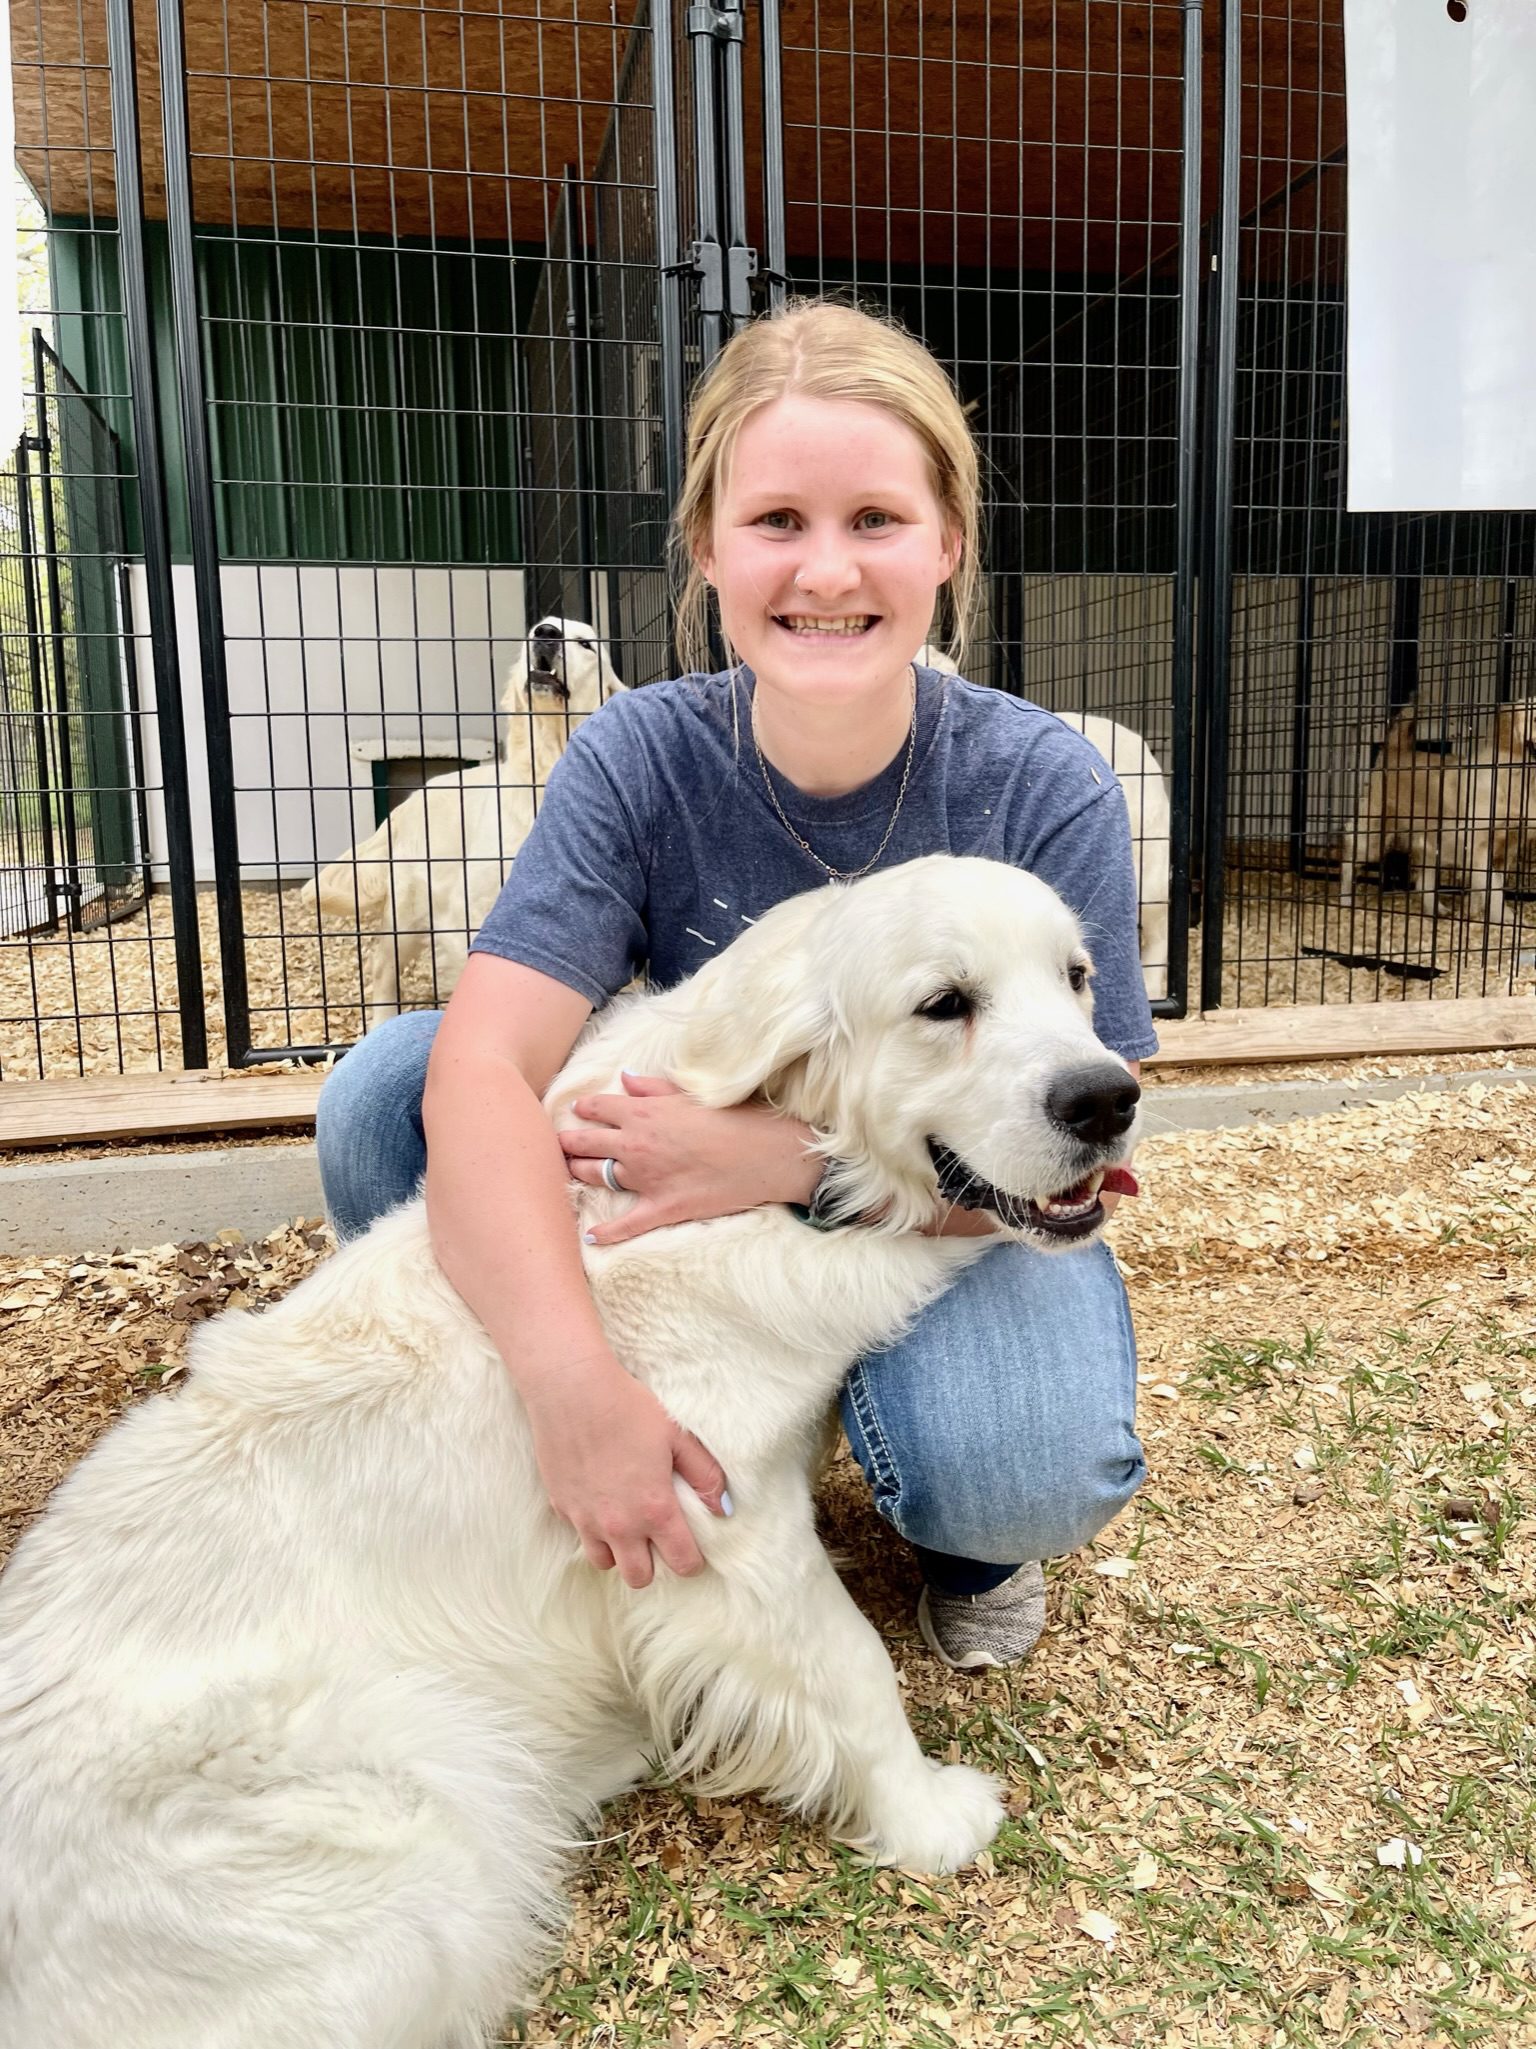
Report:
671,855,1141,1249
1491,698,1536,765
506,617,622,714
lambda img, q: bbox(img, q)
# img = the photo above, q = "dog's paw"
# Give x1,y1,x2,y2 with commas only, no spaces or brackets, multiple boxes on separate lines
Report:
860,1761,1004,1874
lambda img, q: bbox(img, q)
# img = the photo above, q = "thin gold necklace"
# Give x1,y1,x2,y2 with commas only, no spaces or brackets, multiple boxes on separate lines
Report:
751,671,919,883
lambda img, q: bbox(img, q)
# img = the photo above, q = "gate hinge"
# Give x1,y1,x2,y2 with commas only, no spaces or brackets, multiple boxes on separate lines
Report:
681,238,757,319
686,2,744,41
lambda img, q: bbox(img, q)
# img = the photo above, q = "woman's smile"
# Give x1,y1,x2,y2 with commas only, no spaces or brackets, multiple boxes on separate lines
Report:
772,613,879,637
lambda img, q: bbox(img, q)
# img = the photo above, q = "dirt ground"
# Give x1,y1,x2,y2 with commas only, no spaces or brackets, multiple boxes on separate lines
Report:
3,871,1535,1079
1,1084,1533,2046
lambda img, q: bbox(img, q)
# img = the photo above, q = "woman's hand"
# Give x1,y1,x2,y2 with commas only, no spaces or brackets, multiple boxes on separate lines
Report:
560,1072,820,1246
523,1351,731,1587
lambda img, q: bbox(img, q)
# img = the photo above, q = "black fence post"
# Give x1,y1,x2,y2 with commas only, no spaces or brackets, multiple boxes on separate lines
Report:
1196,0,1244,1015
562,168,597,627
12,440,62,931
1165,0,1205,1021
154,0,254,1065
1497,576,1519,703
716,0,756,328
652,0,687,516
1386,521,1425,715
1288,574,1316,875
687,3,727,369
757,0,787,312
105,0,210,1067
31,334,86,930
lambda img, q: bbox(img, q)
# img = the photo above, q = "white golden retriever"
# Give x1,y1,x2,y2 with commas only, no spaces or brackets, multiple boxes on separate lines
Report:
301,617,623,1024
0,856,1140,2049
918,648,1172,1000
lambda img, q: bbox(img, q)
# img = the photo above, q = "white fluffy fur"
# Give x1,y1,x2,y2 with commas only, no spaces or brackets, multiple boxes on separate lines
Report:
0,855,1139,2049
918,647,1172,1000
300,617,623,1024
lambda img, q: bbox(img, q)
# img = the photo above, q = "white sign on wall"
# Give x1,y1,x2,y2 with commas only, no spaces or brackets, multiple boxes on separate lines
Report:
1344,0,1536,512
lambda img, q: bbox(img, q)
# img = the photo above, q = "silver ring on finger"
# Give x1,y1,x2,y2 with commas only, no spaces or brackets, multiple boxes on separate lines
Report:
601,1156,626,1194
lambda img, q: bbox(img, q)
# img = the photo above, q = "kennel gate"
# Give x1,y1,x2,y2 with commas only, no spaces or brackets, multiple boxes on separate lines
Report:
0,340,145,948
7,0,1535,1079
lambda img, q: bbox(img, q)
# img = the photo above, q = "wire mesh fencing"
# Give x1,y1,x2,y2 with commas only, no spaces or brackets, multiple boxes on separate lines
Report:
1215,0,1536,1011
0,331,162,1077
3,0,1534,1081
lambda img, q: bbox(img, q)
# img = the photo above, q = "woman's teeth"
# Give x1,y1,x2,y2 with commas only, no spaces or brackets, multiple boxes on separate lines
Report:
776,616,874,635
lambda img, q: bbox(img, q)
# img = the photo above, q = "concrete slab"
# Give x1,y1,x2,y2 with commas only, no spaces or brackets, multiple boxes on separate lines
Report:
1136,1063,1536,1137
2,1066,1532,1255
0,1148,328,1256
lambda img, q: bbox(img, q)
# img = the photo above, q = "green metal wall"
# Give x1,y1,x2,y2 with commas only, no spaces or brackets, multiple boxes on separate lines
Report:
50,222,537,566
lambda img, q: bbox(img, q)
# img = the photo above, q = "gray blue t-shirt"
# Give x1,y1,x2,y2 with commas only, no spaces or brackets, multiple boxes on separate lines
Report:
472,666,1159,1063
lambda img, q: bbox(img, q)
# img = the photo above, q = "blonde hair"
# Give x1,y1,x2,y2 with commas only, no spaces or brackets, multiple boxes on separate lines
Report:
671,300,981,675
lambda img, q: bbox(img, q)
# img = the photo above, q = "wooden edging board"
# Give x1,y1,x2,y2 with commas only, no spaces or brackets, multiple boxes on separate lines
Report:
1,995,1534,1149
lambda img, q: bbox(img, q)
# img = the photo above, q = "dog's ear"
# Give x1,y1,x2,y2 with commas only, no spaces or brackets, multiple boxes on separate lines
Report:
669,891,839,1111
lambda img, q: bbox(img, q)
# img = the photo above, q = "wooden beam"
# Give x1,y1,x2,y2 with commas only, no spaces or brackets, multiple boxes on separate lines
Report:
0,1069,326,1148
3,995,1533,1148
1146,995,1536,1068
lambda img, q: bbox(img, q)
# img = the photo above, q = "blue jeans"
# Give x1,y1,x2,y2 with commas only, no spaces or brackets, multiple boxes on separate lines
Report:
317,1013,1146,1596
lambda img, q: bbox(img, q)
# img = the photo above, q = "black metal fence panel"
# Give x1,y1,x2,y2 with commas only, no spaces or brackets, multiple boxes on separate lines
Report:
772,0,1197,1015
1209,0,1536,1010
1,0,216,1081
5,0,1533,1076
0,332,166,1074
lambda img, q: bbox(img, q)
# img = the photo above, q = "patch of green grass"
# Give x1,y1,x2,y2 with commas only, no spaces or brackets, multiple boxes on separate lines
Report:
1187,1326,1326,1402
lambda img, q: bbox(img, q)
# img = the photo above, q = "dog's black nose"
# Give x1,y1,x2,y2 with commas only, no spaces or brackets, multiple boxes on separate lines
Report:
1044,1064,1141,1146
531,619,562,641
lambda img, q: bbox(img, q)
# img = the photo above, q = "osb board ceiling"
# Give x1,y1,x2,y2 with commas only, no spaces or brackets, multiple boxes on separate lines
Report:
11,0,637,243
12,0,1345,273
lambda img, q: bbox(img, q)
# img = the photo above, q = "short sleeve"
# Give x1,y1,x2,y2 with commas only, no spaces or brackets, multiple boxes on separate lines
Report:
470,723,650,1007
1022,781,1160,1063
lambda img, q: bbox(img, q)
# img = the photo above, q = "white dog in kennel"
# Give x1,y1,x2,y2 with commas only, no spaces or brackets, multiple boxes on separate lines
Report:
301,617,623,1024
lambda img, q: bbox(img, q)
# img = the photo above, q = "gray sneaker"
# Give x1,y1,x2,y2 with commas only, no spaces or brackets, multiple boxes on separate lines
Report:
917,1561,1047,1671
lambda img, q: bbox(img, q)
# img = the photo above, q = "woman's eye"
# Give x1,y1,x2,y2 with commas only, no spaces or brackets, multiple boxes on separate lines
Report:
1067,962,1089,993
757,510,795,531
858,510,893,531
917,987,975,1022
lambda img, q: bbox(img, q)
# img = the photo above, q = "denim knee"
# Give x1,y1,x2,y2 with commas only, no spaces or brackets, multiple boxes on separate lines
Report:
840,1238,1147,1567
890,1426,1147,1567
315,1010,443,1240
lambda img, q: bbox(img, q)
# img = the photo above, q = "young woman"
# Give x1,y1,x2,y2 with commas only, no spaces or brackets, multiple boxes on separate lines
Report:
316,301,1157,1671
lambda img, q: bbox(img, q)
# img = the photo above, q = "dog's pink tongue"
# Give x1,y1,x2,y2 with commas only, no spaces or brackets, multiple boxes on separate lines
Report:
1101,1165,1140,1198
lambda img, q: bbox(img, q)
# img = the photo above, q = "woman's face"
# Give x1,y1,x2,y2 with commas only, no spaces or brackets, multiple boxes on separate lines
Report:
698,394,958,710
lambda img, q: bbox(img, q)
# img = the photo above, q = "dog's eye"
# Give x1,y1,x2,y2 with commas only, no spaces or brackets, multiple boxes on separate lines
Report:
917,987,974,1022
1067,961,1089,993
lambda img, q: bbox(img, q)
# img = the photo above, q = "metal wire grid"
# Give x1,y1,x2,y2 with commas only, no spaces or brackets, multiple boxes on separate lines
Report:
162,0,671,1059
1220,0,1536,1010
2,0,206,1080
22,340,147,927
775,0,1194,1014
6,0,1535,1078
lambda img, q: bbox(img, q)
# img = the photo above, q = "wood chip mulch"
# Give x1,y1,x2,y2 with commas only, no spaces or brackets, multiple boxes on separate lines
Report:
2,1085,1533,2046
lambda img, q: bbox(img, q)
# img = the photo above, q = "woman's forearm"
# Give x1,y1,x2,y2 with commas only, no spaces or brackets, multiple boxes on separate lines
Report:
422,1035,613,1393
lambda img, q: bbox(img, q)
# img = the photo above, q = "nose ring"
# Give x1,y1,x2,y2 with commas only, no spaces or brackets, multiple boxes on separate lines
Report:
793,570,805,591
